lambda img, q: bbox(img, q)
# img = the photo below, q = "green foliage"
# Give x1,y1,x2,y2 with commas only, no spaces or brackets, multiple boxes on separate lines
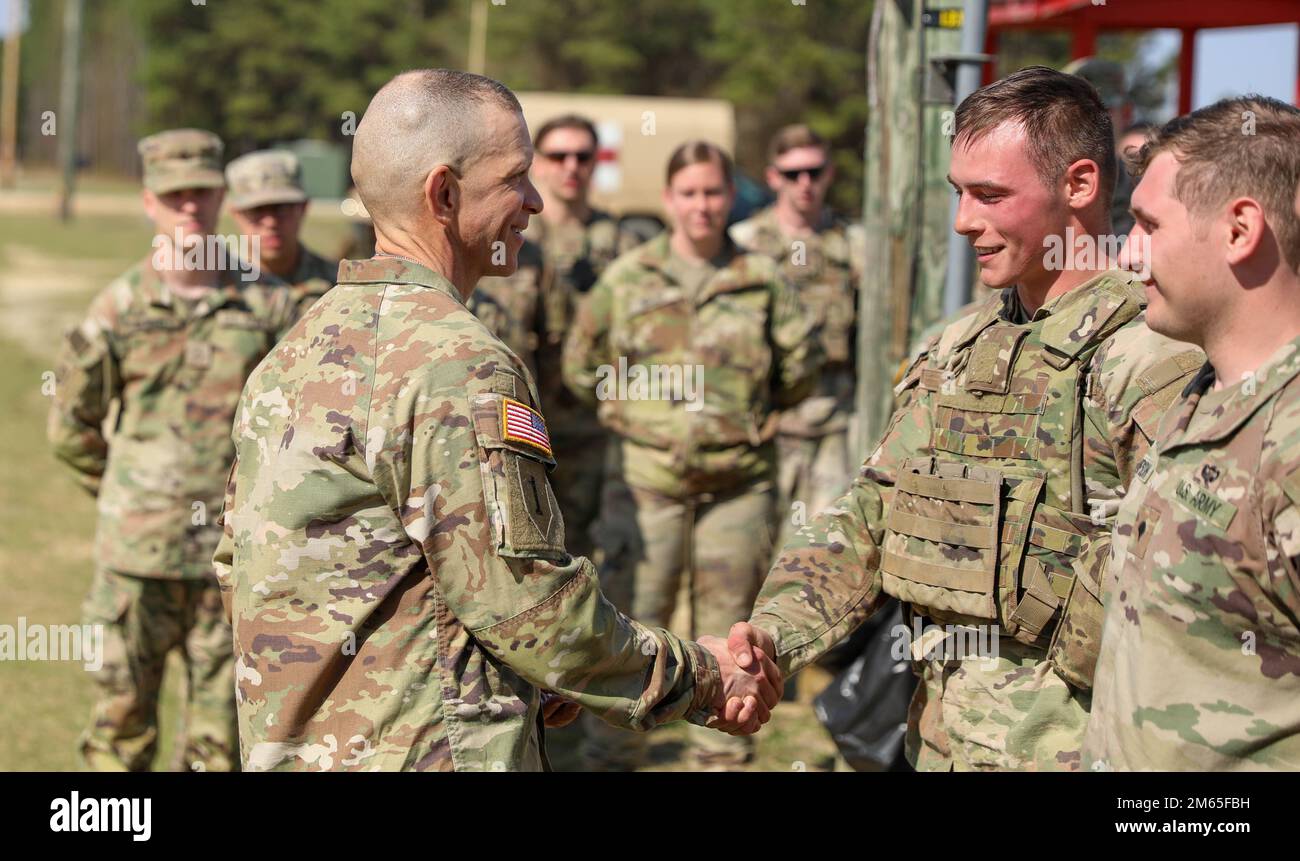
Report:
123,0,873,213
129,0,454,150
63,2,1172,216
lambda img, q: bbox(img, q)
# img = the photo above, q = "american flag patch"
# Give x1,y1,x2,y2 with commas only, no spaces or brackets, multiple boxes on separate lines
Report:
501,397,552,457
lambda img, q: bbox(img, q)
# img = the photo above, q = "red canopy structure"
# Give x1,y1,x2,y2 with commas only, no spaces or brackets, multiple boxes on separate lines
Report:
985,0,1300,113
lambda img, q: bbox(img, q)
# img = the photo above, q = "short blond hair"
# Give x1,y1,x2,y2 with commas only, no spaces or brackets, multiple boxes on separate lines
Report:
766,124,827,164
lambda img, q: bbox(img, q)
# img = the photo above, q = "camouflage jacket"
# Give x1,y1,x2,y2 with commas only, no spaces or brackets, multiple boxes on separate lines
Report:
562,233,822,498
1085,336,1300,771
468,239,545,383
748,271,1203,770
731,205,864,437
284,244,339,319
48,256,296,579
525,210,637,442
212,255,721,772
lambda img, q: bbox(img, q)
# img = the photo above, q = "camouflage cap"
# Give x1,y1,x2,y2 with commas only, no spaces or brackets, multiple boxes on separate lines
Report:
225,150,308,210
137,128,225,195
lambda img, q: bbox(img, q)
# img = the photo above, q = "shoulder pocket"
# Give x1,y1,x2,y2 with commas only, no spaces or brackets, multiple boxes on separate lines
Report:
472,393,566,560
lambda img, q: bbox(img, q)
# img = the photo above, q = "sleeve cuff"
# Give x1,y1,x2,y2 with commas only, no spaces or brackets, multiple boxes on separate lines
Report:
684,640,721,727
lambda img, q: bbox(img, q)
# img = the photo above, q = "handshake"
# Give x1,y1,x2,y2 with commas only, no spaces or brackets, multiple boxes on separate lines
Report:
540,622,782,735
699,622,781,735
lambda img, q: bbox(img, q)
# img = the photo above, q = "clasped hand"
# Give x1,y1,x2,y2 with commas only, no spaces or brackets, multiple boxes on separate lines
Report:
697,621,782,735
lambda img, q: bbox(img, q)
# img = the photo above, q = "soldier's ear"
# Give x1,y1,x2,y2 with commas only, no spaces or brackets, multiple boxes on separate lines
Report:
1063,157,1102,214
764,165,782,193
427,165,458,225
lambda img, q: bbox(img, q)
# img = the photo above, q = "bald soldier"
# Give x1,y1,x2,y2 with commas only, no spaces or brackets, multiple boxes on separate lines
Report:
49,129,297,771
213,69,782,772
226,149,338,319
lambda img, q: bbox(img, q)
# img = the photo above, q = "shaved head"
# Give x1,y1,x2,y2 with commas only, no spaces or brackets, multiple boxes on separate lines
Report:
351,69,522,227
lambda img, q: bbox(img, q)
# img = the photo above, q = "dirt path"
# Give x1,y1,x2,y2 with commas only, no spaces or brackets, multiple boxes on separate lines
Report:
0,244,123,359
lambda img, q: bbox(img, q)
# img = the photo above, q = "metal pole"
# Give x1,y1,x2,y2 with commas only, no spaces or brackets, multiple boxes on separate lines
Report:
57,0,83,221
941,0,988,316
0,0,22,188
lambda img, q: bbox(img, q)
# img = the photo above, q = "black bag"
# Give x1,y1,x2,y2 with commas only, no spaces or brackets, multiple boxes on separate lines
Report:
812,598,915,771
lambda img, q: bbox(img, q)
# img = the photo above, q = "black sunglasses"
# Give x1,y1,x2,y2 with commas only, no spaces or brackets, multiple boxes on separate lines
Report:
540,150,596,165
777,163,828,182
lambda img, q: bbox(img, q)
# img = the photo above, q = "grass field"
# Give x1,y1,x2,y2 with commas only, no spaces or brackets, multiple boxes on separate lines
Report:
0,200,842,772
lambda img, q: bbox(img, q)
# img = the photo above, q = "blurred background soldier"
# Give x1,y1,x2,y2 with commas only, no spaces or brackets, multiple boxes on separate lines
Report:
565,140,822,769
528,115,638,560
1111,120,1154,239
731,124,864,553
226,150,339,319
468,238,547,382
47,129,296,772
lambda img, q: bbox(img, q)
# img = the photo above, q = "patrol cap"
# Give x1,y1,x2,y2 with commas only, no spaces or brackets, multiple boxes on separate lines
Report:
225,149,308,210
137,128,225,195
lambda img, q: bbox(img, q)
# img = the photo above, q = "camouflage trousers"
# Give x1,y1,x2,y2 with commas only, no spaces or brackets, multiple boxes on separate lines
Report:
580,477,775,770
775,426,854,553
79,568,238,772
905,635,1090,772
549,432,607,561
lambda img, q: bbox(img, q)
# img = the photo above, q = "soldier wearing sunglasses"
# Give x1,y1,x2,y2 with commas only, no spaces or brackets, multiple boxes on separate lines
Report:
731,125,865,552
525,115,637,560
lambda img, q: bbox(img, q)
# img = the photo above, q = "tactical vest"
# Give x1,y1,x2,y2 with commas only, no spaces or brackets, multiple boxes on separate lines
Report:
537,213,624,336
879,275,1145,689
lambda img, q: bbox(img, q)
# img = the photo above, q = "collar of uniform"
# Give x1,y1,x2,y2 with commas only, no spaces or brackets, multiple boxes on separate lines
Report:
1035,269,1144,364
135,257,171,309
290,244,336,285
635,231,744,278
946,270,1142,360
335,255,462,303
139,254,253,314
524,208,612,243
1168,333,1300,449
746,204,837,243
948,289,1013,352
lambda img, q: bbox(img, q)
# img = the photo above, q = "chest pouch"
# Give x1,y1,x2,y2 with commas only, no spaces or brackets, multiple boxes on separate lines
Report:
882,455,1105,656
880,456,1042,623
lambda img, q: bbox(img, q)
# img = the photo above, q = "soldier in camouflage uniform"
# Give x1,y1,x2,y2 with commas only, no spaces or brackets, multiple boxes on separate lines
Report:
725,68,1204,771
213,71,781,772
521,115,639,560
226,149,338,319
468,239,546,382
564,141,822,769
48,129,297,771
730,125,865,550
1084,98,1300,771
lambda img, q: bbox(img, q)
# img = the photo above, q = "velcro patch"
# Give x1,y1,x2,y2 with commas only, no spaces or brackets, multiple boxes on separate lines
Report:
67,327,91,356
1135,454,1156,484
215,310,267,330
185,340,214,368
1173,477,1237,531
501,397,552,457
